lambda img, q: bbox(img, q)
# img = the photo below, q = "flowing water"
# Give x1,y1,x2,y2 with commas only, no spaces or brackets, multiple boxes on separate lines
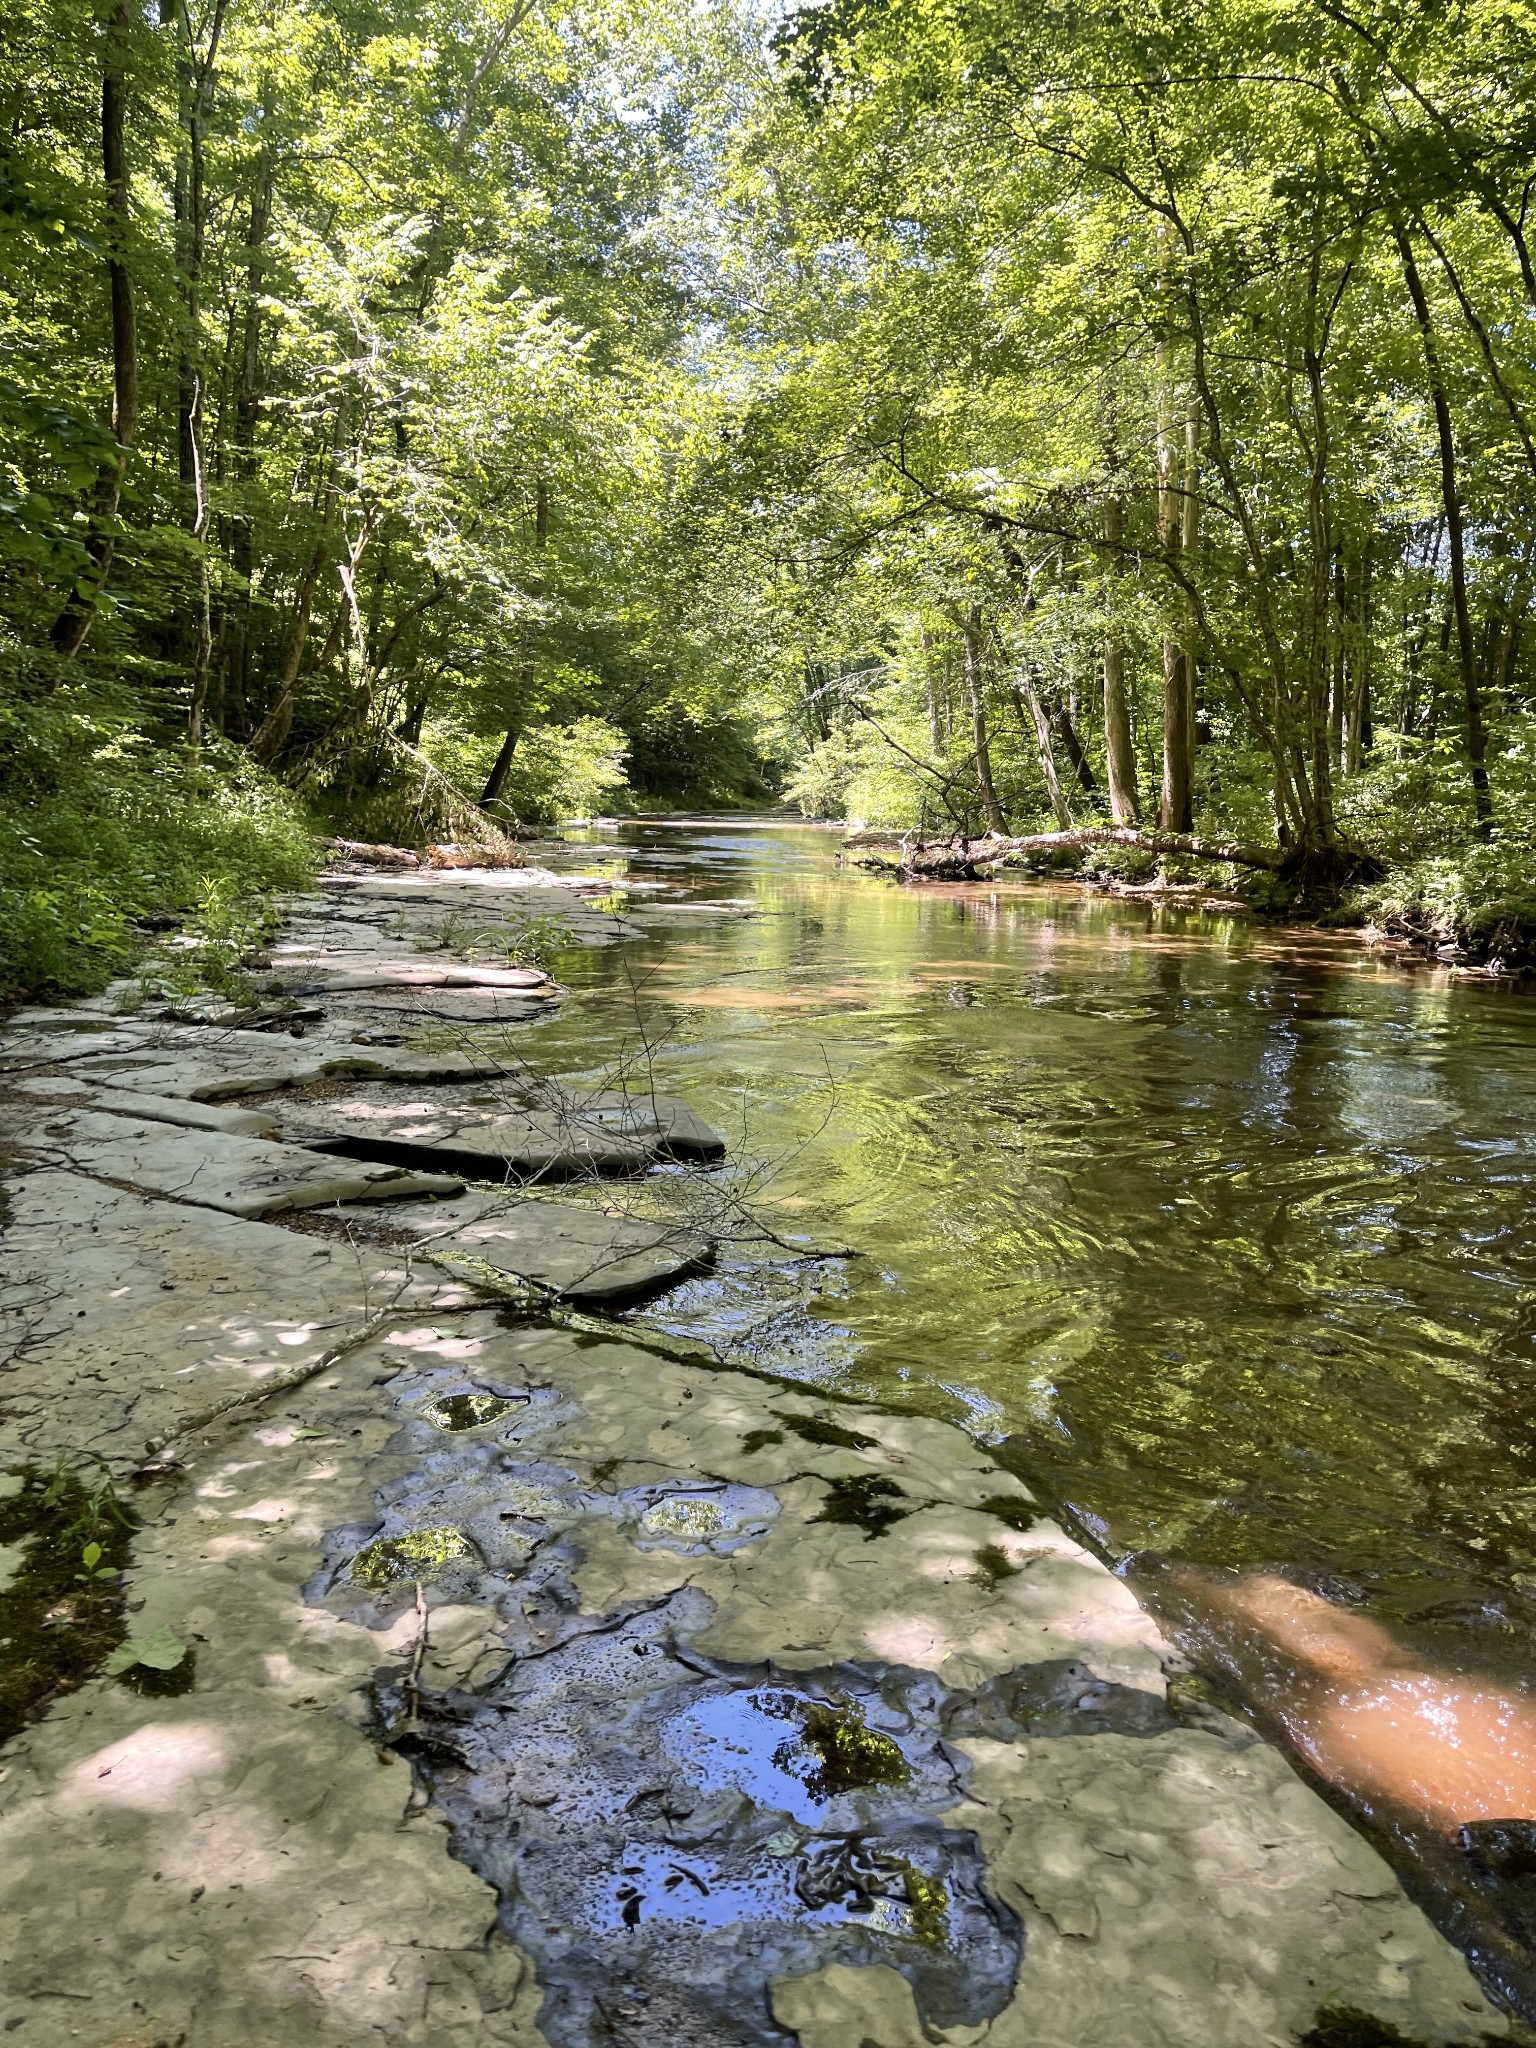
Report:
511,816,1536,2011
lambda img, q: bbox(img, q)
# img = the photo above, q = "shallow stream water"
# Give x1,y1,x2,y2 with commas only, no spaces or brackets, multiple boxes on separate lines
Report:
514,816,1536,2008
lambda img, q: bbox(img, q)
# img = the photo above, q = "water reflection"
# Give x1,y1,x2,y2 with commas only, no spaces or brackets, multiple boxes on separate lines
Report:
529,818,1536,1996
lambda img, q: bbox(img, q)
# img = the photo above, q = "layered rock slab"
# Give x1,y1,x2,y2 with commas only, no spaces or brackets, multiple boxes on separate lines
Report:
287,1086,726,1182
34,1111,464,1215
78,1044,517,1102
0,1169,478,1463
7,1076,281,1136
0,1190,545,2047
423,1201,712,1301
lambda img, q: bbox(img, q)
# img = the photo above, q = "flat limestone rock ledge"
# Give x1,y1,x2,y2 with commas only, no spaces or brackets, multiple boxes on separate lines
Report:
297,1098,656,1179
0,1240,546,2046
271,961,555,994
324,987,552,1025
77,1044,517,1102
423,1201,712,1301
297,1325,1508,2048
34,1112,465,1215
0,1169,476,1472
7,1075,281,1136
540,1086,727,1161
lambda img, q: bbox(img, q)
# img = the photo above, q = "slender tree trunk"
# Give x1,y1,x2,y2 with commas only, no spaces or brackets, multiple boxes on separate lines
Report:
1100,496,1140,825
921,627,943,754
482,474,549,807
962,606,1007,835
1156,228,1195,833
1055,697,1097,794
1393,220,1492,836
1181,404,1202,759
174,0,227,746
50,0,139,660
226,140,273,734
1012,675,1073,828
247,543,326,762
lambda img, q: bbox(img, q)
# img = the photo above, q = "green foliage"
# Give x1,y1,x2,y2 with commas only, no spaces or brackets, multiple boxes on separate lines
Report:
0,679,316,1001
423,714,632,824
103,1628,190,1678
5,0,1536,947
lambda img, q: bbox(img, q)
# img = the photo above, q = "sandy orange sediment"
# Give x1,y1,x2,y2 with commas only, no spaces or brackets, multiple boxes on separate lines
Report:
1203,1574,1536,1829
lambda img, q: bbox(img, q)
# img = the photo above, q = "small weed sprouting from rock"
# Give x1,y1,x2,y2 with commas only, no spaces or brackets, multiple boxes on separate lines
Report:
106,1626,195,1696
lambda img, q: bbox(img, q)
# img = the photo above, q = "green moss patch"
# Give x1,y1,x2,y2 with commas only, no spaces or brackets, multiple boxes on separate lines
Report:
809,1473,911,1539
0,1464,135,1745
774,1412,878,1452
349,1526,482,1588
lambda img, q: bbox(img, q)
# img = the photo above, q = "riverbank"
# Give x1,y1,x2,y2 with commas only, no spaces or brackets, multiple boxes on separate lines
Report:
840,827,1536,975
0,848,1512,2045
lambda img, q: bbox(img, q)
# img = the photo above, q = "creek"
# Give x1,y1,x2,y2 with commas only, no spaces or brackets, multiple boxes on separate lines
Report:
513,814,1536,2003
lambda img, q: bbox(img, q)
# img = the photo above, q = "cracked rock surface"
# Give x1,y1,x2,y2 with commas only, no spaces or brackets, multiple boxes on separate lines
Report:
0,858,1515,2048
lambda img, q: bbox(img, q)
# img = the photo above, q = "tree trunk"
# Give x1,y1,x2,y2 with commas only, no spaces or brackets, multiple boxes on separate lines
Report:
482,473,548,807
247,542,326,762
1393,220,1492,837
1156,230,1195,833
226,138,274,734
50,0,139,660
921,627,943,754
962,605,1007,835
1055,698,1097,794
175,0,227,747
1011,674,1073,828
1100,497,1140,825
1181,403,1202,758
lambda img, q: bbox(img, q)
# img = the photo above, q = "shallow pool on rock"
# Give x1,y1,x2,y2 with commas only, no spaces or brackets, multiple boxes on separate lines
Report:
380,1590,1022,2048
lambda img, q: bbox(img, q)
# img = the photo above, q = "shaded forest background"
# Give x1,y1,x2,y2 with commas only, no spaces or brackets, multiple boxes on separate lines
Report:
6,0,1536,995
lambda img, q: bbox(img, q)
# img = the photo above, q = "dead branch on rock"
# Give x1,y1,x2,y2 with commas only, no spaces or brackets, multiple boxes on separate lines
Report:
134,1210,473,1471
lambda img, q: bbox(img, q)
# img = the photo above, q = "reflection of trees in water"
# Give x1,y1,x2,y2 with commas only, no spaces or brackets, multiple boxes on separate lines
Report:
558,836,1536,1684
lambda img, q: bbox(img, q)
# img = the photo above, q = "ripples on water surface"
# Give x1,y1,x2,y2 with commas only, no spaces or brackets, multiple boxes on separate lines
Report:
518,817,1536,2005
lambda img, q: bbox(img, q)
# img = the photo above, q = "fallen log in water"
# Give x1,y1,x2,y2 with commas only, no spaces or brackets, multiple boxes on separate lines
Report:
888,826,1284,879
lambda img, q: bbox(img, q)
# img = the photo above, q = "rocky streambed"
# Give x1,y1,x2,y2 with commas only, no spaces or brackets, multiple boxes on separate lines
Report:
0,855,1515,2046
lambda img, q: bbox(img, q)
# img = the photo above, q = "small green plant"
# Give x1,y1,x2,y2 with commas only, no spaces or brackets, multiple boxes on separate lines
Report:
501,912,576,970
104,1627,190,1679
75,1540,117,1583
0,1461,138,1743
411,908,574,970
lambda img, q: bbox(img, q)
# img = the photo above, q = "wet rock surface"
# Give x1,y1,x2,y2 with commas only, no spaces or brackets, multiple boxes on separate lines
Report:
0,854,1518,2047
387,1614,1020,2048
